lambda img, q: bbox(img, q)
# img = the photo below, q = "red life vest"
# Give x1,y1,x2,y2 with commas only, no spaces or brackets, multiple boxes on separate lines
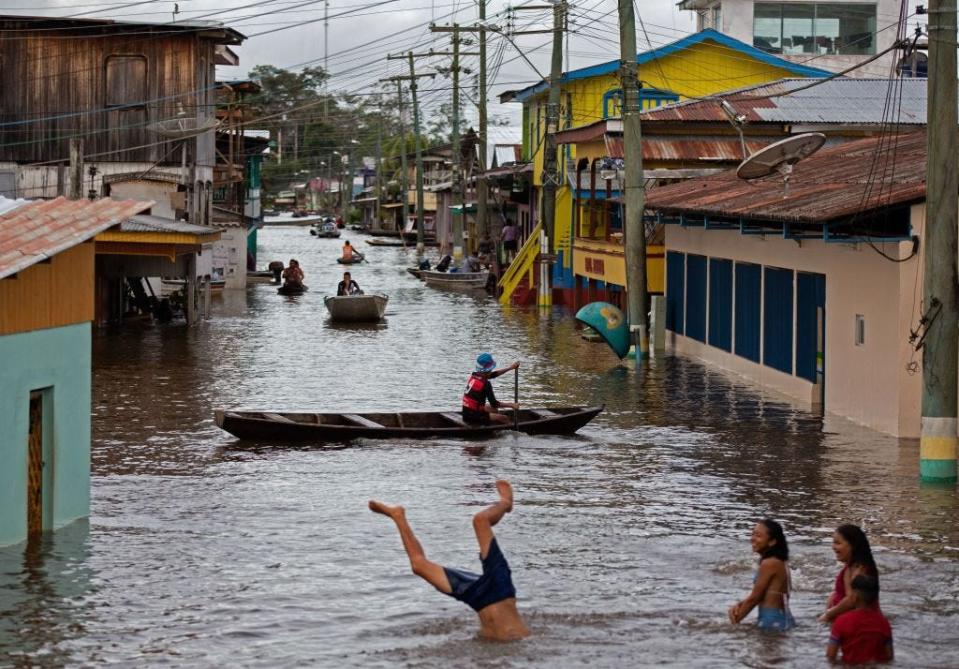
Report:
462,373,487,411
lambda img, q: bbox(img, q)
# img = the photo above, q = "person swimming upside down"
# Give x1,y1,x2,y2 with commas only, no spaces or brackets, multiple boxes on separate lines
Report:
369,479,530,641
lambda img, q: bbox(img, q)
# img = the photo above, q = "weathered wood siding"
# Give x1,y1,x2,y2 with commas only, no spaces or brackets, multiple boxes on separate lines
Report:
0,242,95,335
0,24,217,164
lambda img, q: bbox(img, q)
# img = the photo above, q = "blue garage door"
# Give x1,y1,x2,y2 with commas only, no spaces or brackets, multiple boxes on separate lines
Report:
708,258,733,352
666,251,685,333
763,266,794,374
685,254,707,342
735,262,761,362
796,272,826,383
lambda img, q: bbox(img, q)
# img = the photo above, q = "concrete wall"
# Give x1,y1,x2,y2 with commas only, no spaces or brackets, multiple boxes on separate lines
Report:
666,223,921,437
0,322,92,547
718,0,898,77
212,230,247,290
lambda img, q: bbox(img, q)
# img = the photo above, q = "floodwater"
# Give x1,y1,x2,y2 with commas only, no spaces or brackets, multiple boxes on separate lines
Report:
2,226,958,668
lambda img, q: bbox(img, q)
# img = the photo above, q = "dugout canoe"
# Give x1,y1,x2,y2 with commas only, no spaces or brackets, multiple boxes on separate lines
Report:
336,254,365,264
214,405,604,442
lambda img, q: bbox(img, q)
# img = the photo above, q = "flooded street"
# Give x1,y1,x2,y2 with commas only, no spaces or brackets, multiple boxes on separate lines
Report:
2,226,958,668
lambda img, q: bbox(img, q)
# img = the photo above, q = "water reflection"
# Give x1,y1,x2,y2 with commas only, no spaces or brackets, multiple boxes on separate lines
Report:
1,227,957,667
0,521,94,667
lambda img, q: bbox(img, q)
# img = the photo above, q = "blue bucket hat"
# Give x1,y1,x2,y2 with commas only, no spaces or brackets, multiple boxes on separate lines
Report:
475,352,496,373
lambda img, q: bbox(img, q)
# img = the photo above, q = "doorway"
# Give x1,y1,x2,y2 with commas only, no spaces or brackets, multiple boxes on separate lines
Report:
27,389,52,536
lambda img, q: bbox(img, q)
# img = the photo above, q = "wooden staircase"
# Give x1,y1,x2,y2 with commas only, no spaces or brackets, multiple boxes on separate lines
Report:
497,222,542,305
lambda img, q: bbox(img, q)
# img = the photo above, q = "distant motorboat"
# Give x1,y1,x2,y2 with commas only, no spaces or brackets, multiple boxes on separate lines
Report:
421,269,489,290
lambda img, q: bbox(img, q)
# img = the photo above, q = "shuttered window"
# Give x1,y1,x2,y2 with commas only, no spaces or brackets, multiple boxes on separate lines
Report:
735,262,761,362
796,272,826,382
708,258,733,352
763,266,794,374
685,254,707,343
105,55,147,108
666,251,685,333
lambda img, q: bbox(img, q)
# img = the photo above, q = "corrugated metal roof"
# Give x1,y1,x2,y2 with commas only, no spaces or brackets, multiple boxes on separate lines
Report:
606,137,769,162
0,197,154,280
0,196,28,216
645,130,927,224
124,214,224,234
642,78,931,125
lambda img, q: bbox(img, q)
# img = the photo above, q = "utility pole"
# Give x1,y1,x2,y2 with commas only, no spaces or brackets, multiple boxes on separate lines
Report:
921,0,958,483
618,0,649,359
395,81,410,232
386,55,435,254
430,24,482,262
509,3,565,306
375,127,382,229
476,0,489,246
68,139,83,200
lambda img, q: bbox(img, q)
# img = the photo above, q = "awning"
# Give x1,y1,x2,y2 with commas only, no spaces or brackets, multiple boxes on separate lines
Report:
381,203,404,209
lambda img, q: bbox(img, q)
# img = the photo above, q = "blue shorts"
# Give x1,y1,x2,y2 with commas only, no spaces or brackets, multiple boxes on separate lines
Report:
442,538,517,612
757,606,795,632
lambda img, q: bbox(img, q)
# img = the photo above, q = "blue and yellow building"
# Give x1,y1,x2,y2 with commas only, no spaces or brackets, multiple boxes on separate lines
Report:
497,28,831,305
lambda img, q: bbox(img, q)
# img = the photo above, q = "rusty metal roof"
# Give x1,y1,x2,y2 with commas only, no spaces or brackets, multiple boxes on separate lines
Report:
0,197,154,280
645,130,928,224
641,78,930,125
605,136,771,162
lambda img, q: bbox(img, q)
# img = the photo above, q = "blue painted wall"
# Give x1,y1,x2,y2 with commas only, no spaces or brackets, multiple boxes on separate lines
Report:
666,251,685,333
735,262,761,362
0,323,91,547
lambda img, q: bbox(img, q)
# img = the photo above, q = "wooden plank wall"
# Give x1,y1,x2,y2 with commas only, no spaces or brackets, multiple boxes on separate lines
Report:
0,242,95,335
0,25,215,164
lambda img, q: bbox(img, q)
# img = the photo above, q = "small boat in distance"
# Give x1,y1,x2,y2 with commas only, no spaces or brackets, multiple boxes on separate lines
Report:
336,252,366,265
311,220,341,238
366,238,406,247
277,283,308,296
324,293,388,322
215,405,604,442
421,269,489,290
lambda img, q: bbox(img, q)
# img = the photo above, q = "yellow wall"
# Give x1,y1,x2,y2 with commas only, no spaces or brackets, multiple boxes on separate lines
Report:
525,39,802,186
573,239,665,294
0,243,95,336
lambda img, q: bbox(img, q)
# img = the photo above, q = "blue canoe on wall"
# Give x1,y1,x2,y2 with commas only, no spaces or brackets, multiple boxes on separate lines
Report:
575,302,630,359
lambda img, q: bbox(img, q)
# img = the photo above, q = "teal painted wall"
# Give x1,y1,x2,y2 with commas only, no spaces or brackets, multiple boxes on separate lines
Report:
0,322,91,547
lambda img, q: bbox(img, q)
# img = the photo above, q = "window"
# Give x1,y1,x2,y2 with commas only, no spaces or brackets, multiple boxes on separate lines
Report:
105,55,147,108
712,5,722,29
855,314,865,346
753,3,876,55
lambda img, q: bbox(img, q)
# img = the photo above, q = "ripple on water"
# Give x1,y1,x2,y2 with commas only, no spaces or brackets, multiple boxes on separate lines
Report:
1,228,958,667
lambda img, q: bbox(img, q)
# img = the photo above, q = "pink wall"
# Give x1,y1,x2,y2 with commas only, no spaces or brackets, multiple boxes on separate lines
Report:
666,211,924,437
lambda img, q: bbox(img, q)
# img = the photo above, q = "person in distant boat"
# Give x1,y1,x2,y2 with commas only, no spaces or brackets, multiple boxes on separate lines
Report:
435,254,452,273
342,240,354,261
337,271,362,296
462,353,519,425
369,479,530,642
477,235,494,263
728,519,795,631
282,259,304,287
463,253,482,273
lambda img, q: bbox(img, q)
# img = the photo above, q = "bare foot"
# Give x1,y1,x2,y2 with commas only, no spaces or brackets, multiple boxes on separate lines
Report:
495,480,513,512
369,500,405,520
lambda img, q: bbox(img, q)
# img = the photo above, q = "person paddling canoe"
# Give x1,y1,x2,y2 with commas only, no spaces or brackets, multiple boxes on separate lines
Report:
462,353,519,425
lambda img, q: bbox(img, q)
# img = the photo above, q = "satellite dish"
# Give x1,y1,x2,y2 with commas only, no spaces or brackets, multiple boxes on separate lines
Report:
148,116,220,139
736,132,825,180
736,133,825,198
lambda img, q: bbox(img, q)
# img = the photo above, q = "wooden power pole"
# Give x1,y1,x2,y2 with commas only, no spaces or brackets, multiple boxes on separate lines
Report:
618,0,649,358
921,0,958,483
68,139,84,200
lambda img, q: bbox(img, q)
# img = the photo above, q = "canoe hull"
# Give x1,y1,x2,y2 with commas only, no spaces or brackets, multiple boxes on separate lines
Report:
215,406,603,443
336,256,365,264
324,294,388,321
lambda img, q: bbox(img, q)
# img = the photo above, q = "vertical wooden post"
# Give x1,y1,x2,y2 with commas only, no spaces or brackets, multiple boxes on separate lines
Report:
69,140,84,200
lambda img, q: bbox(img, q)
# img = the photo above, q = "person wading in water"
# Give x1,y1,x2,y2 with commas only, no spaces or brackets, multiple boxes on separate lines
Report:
369,480,530,641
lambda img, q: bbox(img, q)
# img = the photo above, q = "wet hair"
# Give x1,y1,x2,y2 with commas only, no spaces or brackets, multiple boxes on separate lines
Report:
344,272,351,279
851,574,880,605
836,524,879,583
759,518,789,561
345,240,350,245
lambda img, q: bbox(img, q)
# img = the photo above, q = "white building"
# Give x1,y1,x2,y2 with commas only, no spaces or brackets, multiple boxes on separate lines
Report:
679,0,900,76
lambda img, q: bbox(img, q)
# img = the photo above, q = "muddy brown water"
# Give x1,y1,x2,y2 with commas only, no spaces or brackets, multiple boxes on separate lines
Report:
1,227,958,668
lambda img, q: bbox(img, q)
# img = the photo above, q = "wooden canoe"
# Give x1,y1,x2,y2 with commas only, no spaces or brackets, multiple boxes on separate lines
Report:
277,283,308,295
336,254,365,264
324,294,388,321
215,405,603,442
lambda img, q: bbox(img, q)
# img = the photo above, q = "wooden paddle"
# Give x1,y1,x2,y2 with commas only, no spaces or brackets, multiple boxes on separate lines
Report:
513,365,519,430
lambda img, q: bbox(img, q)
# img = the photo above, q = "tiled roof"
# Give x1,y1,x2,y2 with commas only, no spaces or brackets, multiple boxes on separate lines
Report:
0,197,154,279
641,78,930,125
645,130,927,224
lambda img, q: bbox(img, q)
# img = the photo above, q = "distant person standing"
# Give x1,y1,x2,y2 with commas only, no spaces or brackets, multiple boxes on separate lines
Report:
500,221,517,262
